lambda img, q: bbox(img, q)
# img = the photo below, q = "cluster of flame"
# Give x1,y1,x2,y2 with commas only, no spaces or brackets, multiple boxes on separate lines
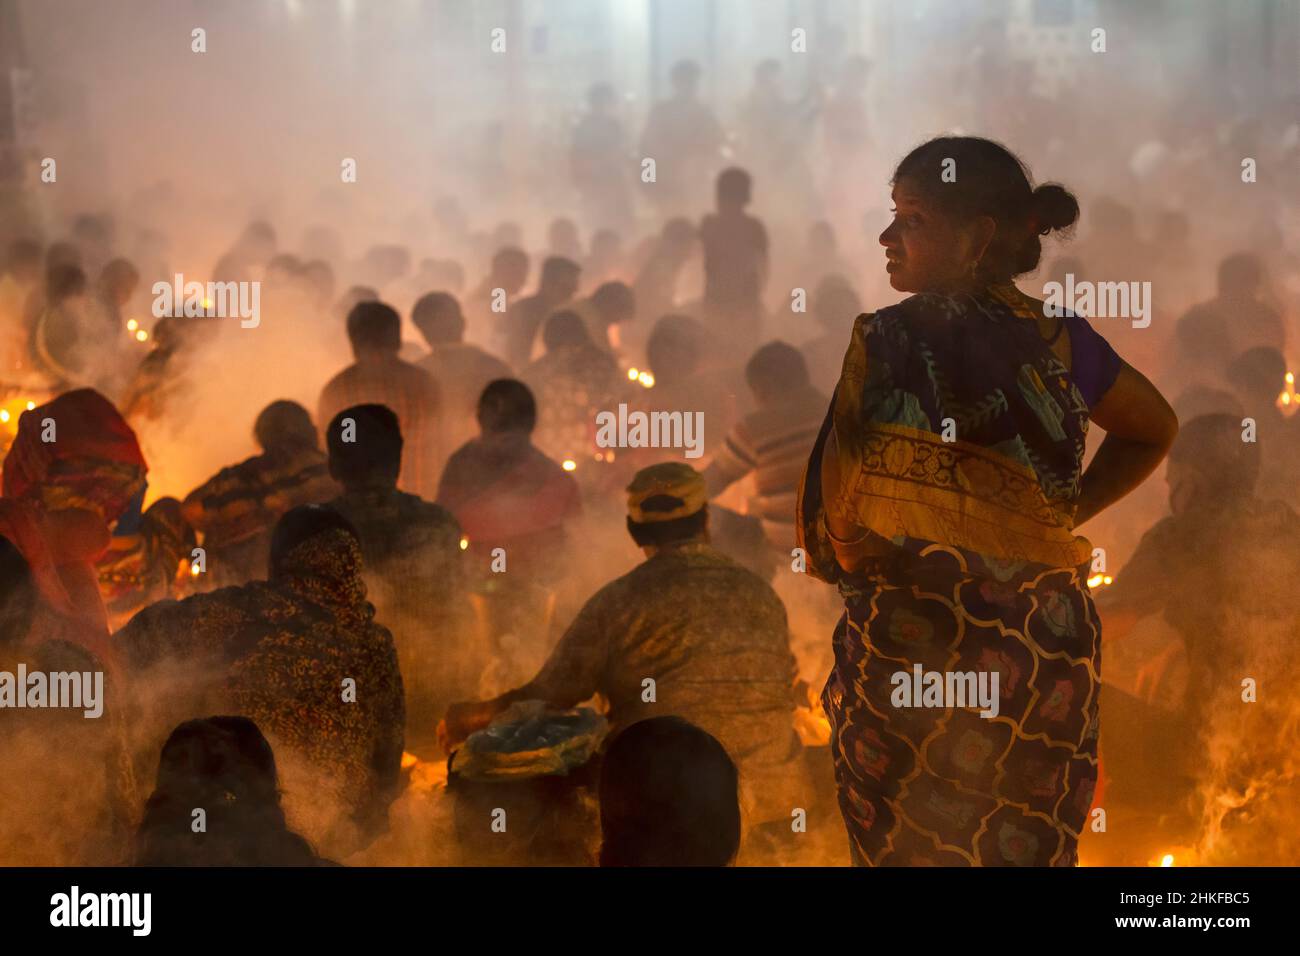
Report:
626,367,655,388
1277,370,1296,417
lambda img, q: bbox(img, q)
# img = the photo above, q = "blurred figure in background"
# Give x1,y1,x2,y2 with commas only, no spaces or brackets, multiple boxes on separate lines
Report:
801,274,863,390
411,292,511,473
500,256,581,369
437,379,583,689
704,342,827,555
465,246,528,350
700,168,769,344
521,311,627,465
318,301,442,499
571,83,633,234
640,59,726,217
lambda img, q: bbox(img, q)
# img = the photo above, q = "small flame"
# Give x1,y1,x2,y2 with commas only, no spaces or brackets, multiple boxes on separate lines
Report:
401,751,418,770
562,458,577,472
1087,573,1114,589
459,536,469,551
1160,854,1174,867
190,563,201,577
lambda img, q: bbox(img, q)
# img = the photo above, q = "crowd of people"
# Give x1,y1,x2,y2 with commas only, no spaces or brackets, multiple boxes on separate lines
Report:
0,45,1297,866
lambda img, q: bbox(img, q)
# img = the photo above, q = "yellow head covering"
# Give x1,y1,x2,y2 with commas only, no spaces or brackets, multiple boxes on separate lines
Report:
626,462,707,523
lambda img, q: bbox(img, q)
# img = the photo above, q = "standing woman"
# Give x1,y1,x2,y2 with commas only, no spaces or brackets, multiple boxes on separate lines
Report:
798,137,1177,866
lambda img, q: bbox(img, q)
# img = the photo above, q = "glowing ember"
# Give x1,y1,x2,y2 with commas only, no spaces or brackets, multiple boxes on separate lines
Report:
135,329,149,342
458,536,469,551
0,411,8,424
627,367,640,381
25,401,34,411
562,458,577,472
126,318,139,332
1277,371,1297,416
1160,854,1174,867
637,371,655,388
1086,574,1114,588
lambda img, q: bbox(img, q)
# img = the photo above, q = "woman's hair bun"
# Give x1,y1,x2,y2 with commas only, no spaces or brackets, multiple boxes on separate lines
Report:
1031,183,1080,234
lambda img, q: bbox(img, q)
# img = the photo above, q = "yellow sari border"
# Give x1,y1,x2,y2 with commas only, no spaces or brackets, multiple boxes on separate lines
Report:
834,420,1092,569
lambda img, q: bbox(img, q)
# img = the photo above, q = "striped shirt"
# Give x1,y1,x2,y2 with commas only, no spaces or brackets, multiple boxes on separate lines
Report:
703,385,828,550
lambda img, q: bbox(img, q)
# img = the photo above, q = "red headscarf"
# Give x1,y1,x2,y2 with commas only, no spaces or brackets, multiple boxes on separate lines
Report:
0,389,147,663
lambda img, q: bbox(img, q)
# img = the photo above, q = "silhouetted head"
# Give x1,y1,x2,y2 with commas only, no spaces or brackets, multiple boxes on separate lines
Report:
96,258,140,307
253,400,318,455
1166,414,1259,517
542,310,591,352
327,404,402,489
411,291,464,346
539,256,581,302
807,220,837,254
336,285,379,322
746,341,810,405
882,136,1078,293
476,379,536,436
346,300,402,356
490,246,529,293
590,281,635,325
268,505,359,579
599,716,740,867
1217,252,1264,300
548,219,581,258
1226,346,1287,407
134,716,321,866
716,167,752,210
624,462,709,550
646,314,705,387
812,274,862,330
46,263,87,304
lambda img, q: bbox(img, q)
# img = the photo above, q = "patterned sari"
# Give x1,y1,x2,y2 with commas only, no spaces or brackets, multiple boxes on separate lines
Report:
797,285,1102,866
